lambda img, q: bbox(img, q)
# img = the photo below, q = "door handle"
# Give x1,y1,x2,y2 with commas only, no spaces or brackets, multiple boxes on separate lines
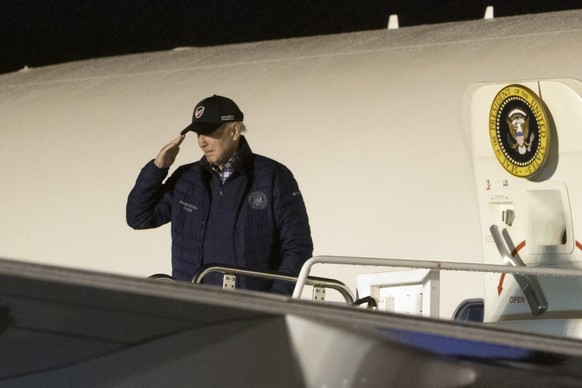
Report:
490,225,548,316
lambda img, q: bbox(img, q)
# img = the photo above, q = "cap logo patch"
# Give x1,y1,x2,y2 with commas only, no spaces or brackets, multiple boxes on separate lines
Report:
248,191,267,210
195,106,205,119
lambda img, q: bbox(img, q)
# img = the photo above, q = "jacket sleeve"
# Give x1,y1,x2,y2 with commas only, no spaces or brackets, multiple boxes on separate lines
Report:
270,166,314,294
126,160,174,229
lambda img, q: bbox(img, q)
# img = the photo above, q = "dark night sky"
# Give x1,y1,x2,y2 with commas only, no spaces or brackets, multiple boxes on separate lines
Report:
1,0,582,75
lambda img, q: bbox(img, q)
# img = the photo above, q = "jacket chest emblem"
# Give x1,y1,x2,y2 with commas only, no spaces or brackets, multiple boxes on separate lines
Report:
247,191,267,210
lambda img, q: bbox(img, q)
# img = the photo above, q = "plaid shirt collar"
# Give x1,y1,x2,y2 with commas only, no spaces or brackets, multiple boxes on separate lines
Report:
211,157,236,184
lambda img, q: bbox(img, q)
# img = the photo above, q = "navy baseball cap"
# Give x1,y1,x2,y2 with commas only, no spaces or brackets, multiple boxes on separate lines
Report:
181,95,244,135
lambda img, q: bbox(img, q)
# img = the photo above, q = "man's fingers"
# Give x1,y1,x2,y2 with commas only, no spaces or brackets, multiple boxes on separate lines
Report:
174,134,186,145
168,134,185,148
160,135,185,152
154,135,186,168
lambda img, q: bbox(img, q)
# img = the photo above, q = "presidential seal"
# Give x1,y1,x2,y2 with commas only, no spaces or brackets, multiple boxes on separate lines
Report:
247,191,268,210
489,84,550,178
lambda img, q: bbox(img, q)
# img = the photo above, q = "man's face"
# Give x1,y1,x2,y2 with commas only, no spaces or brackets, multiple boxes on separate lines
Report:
197,123,240,166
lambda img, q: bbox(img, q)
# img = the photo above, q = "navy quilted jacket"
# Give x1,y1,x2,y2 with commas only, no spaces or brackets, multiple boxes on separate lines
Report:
126,136,313,294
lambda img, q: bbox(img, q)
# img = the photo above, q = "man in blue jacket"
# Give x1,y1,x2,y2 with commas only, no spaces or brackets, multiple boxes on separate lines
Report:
126,95,313,294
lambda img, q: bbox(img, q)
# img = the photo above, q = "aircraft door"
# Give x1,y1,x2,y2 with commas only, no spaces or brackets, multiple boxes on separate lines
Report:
461,79,582,336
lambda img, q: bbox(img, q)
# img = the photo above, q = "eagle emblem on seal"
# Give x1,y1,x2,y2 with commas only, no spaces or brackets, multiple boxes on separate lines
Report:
506,108,534,155
248,191,267,210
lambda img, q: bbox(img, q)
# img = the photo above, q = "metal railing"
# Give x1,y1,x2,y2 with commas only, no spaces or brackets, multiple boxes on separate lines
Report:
192,264,355,304
154,256,582,313
292,255,582,299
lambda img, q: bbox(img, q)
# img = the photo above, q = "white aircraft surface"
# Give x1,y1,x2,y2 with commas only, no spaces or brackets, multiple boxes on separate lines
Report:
2,7,582,386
